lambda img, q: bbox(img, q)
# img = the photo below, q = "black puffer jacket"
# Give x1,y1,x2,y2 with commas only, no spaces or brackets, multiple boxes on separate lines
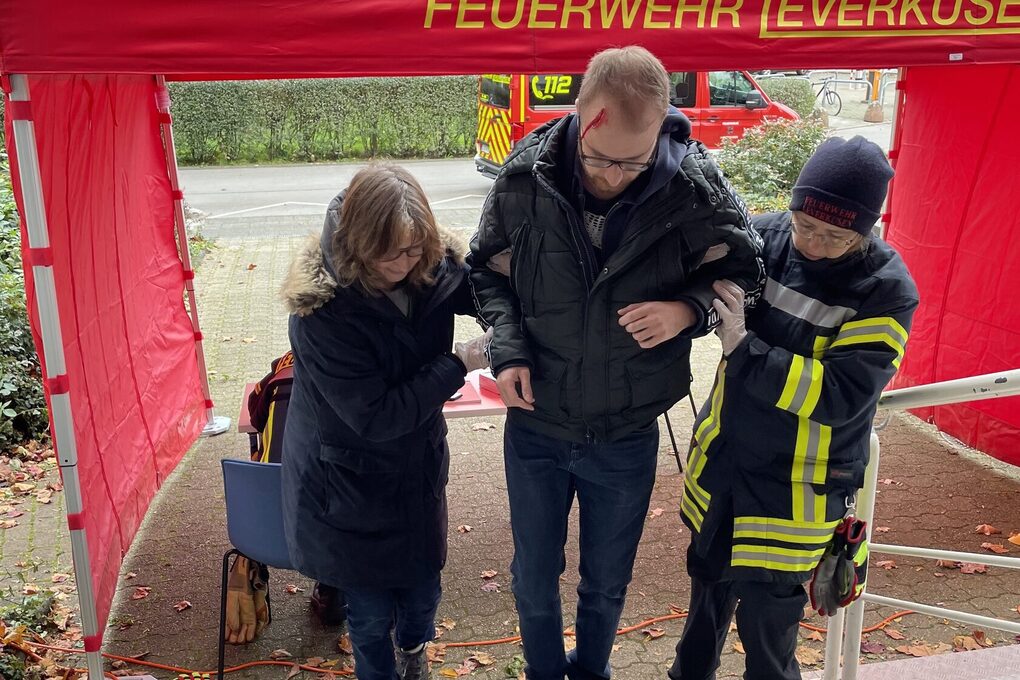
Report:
280,192,475,589
470,112,764,443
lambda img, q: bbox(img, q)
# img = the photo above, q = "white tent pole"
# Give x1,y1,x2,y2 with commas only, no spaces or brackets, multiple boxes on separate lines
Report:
154,75,229,436
6,73,105,680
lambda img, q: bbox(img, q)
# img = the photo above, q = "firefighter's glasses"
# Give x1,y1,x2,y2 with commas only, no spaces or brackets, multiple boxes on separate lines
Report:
790,214,861,252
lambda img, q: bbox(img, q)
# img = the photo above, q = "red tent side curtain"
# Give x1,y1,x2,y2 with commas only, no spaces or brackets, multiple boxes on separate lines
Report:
886,63,1020,465
3,0,1020,75
4,74,207,629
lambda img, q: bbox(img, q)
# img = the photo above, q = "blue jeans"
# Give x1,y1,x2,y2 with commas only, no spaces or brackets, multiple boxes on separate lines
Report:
504,418,659,680
343,574,442,680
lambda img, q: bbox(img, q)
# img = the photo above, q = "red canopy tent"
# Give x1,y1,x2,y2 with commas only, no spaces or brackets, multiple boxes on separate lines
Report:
2,2,1020,677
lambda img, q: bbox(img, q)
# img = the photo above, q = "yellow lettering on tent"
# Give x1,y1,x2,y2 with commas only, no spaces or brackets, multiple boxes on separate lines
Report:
492,0,527,28
560,0,595,27
899,0,930,25
712,0,742,27
837,0,864,26
424,0,453,27
777,0,804,27
674,0,710,28
600,0,643,28
810,0,839,25
932,0,963,24
645,0,673,27
456,0,487,27
965,0,995,24
867,0,897,27
528,0,558,27
998,0,1020,24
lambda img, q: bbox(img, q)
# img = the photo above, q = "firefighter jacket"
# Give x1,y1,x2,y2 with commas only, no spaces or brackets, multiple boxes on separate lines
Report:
681,211,919,583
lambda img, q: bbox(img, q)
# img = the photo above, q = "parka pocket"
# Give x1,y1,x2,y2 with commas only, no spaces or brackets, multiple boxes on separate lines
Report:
319,446,408,534
510,221,543,316
529,355,568,421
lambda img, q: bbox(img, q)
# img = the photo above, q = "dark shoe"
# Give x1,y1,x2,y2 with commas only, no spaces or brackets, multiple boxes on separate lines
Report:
395,643,431,680
310,582,346,626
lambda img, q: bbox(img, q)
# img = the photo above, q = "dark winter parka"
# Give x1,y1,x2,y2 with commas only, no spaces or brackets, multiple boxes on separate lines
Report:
470,112,765,443
280,192,475,589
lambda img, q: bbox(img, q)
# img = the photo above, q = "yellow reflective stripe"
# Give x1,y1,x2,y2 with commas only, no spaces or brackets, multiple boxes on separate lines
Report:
733,519,839,546
792,419,830,522
801,358,824,417
830,316,908,359
684,474,710,512
813,334,833,359
777,354,804,410
735,516,840,531
261,399,277,464
688,363,726,484
518,75,527,122
680,491,704,531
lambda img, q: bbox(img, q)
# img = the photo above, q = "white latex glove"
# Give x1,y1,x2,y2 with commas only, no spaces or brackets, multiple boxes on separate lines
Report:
454,327,492,373
711,279,747,356
487,248,512,277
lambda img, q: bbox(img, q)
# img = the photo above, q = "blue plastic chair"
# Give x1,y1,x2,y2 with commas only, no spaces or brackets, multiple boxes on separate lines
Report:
218,459,293,679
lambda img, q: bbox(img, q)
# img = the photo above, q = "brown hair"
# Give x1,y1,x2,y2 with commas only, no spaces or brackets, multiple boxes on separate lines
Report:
331,164,444,295
576,46,670,131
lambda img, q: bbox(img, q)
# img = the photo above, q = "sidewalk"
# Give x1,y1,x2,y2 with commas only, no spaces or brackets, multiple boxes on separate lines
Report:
3,219,1019,679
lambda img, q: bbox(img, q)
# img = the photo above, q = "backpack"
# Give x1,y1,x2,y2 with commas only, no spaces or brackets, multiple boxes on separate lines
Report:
247,351,294,463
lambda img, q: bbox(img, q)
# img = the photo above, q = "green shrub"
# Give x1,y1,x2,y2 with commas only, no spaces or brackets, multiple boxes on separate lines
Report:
758,77,816,118
0,150,48,452
716,118,828,214
168,77,478,164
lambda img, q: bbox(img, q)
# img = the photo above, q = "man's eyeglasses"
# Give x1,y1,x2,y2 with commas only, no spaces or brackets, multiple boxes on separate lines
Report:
578,135,656,174
790,215,860,252
378,244,425,262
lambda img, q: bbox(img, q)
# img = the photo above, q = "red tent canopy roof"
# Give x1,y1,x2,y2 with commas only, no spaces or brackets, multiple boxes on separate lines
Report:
2,0,1020,77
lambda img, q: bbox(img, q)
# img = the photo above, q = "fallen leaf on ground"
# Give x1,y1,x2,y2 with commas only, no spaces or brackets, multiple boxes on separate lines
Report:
954,635,980,651
0,519,18,529
642,627,666,640
733,641,745,654
130,587,151,600
269,649,292,660
960,563,988,574
875,560,897,570
22,583,40,595
457,524,473,533
439,669,459,678
936,559,961,569
124,572,137,579
247,263,257,270
427,644,447,663
895,644,931,657
438,617,457,630
468,652,495,666
455,658,478,676
11,482,36,494
471,423,496,431
173,600,192,612
480,581,501,592
879,478,901,485
338,634,353,655
241,337,257,344
972,630,993,647
875,526,891,533
981,542,1009,554
975,524,1001,536
285,584,305,594
884,628,906,640
51,573,71,583
860,640,885,654
305,657,325,667
650,508,664,518
795,646,824,666
35,489,53,504
803,630,824,642
285,664,301,680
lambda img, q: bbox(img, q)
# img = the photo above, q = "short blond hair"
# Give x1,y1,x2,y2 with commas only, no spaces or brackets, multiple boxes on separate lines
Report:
331,164,444,295
576,46,670,130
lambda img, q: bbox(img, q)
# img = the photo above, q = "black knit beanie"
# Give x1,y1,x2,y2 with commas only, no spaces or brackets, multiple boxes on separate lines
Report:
790,136,894,235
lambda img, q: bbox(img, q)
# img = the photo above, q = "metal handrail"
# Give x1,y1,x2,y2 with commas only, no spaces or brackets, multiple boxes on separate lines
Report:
823,368,1020,680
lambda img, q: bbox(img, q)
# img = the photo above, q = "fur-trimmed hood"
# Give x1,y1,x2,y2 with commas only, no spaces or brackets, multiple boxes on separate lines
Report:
280,191,467,316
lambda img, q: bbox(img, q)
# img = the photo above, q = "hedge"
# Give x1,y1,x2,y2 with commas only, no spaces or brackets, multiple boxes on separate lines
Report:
168,77,479,164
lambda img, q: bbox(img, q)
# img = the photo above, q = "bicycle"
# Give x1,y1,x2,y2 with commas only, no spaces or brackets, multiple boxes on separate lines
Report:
815,79,842,117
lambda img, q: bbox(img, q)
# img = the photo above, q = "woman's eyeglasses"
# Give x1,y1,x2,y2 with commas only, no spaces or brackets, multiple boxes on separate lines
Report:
378,244,425,262
790,215,860,252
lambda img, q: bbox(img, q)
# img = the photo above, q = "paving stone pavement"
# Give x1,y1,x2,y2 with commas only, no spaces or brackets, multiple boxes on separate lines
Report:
3,213,1019,680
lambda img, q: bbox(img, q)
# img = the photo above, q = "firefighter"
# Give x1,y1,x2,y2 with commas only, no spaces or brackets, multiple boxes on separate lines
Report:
670,136,919,680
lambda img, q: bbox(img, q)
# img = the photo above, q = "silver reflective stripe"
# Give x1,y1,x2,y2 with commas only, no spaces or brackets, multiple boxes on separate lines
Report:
764,277,856,329
685,477,710,510
804,420,823,495
733,521,835,541
787,363,815,415
731,550,821,567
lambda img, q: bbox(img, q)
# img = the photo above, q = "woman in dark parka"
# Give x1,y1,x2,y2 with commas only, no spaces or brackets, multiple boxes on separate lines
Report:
280,164,489,680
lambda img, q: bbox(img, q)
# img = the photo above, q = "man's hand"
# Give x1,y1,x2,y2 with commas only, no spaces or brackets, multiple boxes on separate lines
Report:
618,301,697,349
496,366,535,411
